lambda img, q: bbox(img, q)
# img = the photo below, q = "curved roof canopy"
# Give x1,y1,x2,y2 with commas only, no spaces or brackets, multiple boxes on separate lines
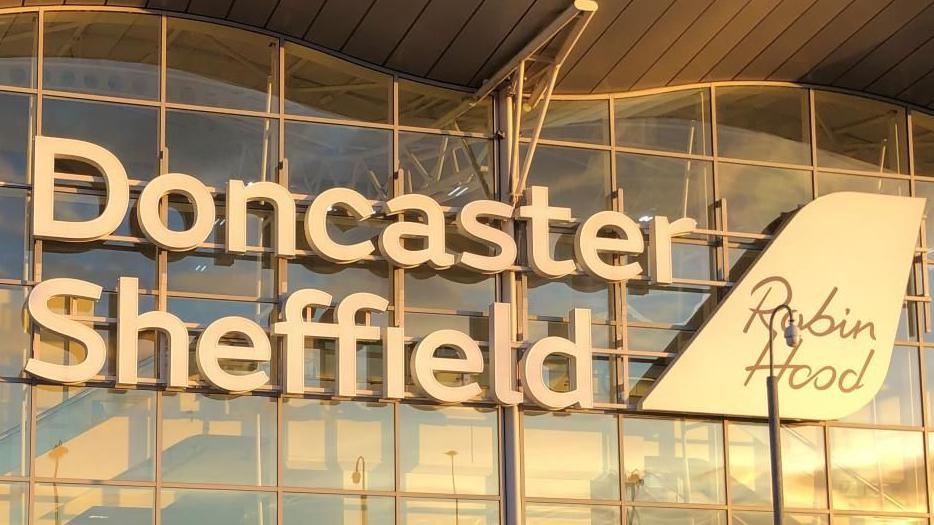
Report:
12,0,934,109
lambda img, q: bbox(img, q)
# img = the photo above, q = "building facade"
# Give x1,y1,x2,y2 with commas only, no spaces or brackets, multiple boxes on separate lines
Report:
0,2,932,524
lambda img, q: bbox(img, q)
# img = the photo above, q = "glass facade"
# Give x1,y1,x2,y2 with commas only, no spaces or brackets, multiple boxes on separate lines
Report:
0,6,931,525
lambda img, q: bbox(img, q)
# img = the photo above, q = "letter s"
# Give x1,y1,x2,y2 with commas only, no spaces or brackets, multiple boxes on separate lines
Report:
25,278,106,383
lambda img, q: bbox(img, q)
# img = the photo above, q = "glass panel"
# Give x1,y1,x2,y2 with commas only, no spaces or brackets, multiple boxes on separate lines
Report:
522,99,610,145
525,503,620,525
0,286,28,377
833,517,927,525
0,383,27,476
0,13,36,87
300,340,385,391
523,411,620,500
399,498,499,525
627,328,693,353
43,97,159,181
622,417,725,504
283,493,393,525
0,482,26,525
830,427,926,512
0,187,26,280
816,172,909,196
843,345,921,426
910,180,934,250
717,163,811,234
628,357,665,402
284,42,390,123
54,192,142,239
405,312,488,341
913,111,934,177
525,144,610,217
528,275,611,321
406,268,495,312
616,153,712,228
167,110,278,187
42,242,156,290
282,399,394,490
167,18,277,111
168,297,274,328
626,285,712,327
289,259,390,301
35,386,155,481
399,80,492,133
167,251,275,299
716,86,810,164
34,484,153,525
731,511,828,525
43,12,159,99
161,392,276,486
0,92,32,184
161,489,275,525
399,404,499,495
286,121,391,199
727,423,827,508
526,321,612,349
815,91,907,173
399,132,494,206
615,89,711,155
625,507,725,524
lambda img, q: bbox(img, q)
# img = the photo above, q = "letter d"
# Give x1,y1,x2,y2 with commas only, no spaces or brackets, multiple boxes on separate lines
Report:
33,136,130,241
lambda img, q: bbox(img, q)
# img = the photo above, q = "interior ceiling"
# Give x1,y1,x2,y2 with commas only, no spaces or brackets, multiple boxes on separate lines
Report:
8,0,934,110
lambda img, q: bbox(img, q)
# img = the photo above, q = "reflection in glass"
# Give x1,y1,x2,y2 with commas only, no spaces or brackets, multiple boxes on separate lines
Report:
0,383,26,476
35,386,155,480
717,163,811,234
528,275,610,321
716,86,810,164
843,345,921,426
282,399,394,490
43,12,159,99
161,488,275,525
399,80,492,133
523,411,619,500
289,259,389,301
54,192,142,240
815,91,907,173
522,99,610,145
525,503,620,525
283,493,393,525
0,92,31,183
286,121,391,199
399,405,499,495
285,42,391,123
406,313,488,341
167,251,275,299
301,339,385,392
399,132,494,206
731,511,827,525
162,393,276,486
0,188,26,280
34,484,153,525
0,287,28,378
833,517,926,525
816,172,909,196
628,358,665,402
617,153,711,227
627,328,693,353
0,13,35,87
526,321,613,349
406,267,494,312
623,417,725,504
400,497,499,525
525,144,610,216
913,111,934,176
615,89,711,155
625,506,724,524
42,241,156,290
167,110,278,187
168,297,274,328
626,285,711,327
0,482,25,525
167,18,277,111
830,427,926,512
727,423,827,508
43,97,159,181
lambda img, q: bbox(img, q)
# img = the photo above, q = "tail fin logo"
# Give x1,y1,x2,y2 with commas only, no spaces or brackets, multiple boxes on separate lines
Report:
640,192,925,420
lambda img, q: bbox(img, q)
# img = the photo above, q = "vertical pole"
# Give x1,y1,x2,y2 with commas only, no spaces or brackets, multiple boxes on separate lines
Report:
767,375,783,525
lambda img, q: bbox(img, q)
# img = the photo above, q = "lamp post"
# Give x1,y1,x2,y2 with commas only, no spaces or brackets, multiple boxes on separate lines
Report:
445,450,459,524
352,456,367,525
767,304,801,525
